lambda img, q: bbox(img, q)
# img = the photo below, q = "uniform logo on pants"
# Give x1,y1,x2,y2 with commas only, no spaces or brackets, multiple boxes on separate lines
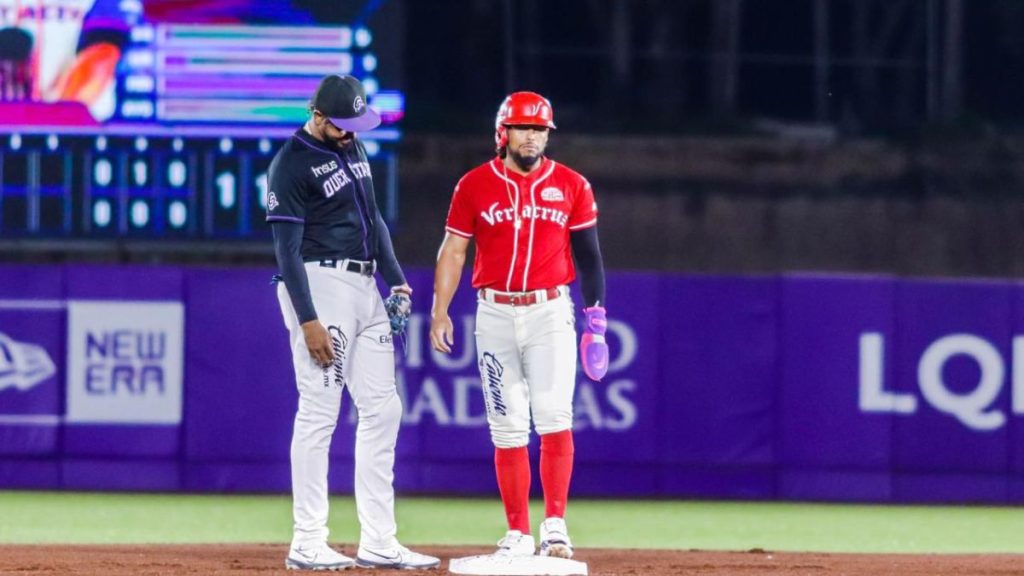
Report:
480,352,506,416
326,326,348,388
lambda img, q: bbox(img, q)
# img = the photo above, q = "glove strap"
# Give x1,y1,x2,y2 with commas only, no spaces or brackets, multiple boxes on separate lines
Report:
582,306,607,334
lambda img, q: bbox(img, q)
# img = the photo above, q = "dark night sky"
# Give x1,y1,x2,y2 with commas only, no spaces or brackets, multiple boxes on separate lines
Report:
398,0,1024,135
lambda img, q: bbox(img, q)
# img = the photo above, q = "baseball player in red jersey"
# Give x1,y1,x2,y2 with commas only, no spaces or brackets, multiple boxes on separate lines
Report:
429,92,608,560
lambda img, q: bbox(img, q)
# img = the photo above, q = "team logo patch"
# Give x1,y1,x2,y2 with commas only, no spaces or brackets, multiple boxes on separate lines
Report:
480,352,507,416
267,192,279,211
353,96,365,113
540,187,564,202
0,332,55,392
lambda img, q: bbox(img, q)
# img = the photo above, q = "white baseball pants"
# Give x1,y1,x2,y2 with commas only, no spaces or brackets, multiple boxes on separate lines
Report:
474,287,578,448
278,262,401,551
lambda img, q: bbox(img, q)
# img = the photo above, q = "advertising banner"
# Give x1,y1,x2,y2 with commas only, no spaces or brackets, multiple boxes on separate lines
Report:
181,268,299,492
0,265,65,461
61,266,185,462
1011,284,1024,500
65,301,184,425
889,280,1013,502
1,264,1023,503
776,275,896,501
655,275,778,498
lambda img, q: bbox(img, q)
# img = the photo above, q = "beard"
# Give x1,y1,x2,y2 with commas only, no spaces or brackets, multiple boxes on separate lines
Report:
509,148,541,171
330,132,356,149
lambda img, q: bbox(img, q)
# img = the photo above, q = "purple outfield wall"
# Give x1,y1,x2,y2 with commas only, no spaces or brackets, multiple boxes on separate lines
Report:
1,264,1023,503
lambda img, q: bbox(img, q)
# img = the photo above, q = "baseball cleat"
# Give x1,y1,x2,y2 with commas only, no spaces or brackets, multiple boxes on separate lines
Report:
355,541,440,570
539,517,574,559
495,530,536,557
285,542,355,570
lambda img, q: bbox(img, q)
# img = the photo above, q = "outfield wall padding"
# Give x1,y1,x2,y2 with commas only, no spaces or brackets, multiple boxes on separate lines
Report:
0,264,1021,503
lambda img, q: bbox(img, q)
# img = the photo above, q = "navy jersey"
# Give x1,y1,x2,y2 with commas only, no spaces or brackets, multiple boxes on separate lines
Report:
266,128,380,261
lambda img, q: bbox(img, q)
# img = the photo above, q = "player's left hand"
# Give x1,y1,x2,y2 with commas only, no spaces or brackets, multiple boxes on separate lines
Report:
580,306,609,381
384,286,413,336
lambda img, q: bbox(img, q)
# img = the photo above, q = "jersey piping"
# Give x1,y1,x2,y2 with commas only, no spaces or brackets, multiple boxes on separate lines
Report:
445,225,473,238
268,215,305,224
521,161,556,291
488,161,521,292
568,217,598,231
293,134,371,259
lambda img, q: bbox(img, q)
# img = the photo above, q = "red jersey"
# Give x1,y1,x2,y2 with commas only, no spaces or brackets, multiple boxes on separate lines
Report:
445,157,598,292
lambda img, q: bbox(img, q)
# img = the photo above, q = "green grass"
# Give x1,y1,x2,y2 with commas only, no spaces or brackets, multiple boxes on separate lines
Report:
2,491,1024,553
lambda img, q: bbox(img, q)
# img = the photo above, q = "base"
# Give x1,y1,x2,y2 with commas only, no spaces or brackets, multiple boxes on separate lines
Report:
448,554,588,576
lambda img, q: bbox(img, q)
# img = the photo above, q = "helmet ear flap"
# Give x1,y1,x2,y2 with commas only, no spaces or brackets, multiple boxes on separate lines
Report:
494,95,512,154
495,125,508,153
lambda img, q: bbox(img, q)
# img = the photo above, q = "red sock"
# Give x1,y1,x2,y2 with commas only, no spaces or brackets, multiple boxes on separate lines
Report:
494,446,531,534
540,430,574,518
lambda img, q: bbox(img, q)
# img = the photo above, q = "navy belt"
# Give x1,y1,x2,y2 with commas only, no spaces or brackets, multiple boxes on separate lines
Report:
316,259,376,276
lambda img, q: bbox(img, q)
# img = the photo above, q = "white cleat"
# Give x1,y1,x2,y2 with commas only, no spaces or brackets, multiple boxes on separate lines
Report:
495,530,536,557
355,540,440,570
539,517,574,559
285,542,355,571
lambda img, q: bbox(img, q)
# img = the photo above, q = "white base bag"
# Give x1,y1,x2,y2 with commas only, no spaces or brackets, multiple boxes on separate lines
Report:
448,554,588,576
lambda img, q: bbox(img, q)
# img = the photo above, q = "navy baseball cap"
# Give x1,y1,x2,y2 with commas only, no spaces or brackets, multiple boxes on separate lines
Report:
312,74,381,132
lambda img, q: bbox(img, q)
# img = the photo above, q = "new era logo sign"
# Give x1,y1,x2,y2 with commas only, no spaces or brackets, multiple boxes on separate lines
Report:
0,332,56,392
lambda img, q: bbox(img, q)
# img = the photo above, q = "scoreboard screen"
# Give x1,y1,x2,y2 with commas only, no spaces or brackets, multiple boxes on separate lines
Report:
0,132,397,240
0,0,403,241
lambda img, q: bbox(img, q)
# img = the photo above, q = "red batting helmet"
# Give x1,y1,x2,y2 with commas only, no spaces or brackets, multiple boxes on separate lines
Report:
494,91,557,151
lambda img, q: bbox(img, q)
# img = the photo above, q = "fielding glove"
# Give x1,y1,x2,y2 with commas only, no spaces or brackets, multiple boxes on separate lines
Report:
384,293,412,336
580,306,608,381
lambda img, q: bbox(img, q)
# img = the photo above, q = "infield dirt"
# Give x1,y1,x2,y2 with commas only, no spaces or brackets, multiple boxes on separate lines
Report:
1,544,1021,575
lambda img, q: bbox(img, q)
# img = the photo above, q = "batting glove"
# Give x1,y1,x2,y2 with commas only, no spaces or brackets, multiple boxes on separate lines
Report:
580,306,608,381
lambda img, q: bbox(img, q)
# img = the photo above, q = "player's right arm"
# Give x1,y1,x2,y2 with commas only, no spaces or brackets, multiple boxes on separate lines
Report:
430,233,469,354
271,223,333,367
431,176,476,354
267,158,333,367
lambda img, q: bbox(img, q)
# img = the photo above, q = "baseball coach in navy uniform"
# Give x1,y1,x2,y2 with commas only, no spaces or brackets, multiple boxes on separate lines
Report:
266,74,439,571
